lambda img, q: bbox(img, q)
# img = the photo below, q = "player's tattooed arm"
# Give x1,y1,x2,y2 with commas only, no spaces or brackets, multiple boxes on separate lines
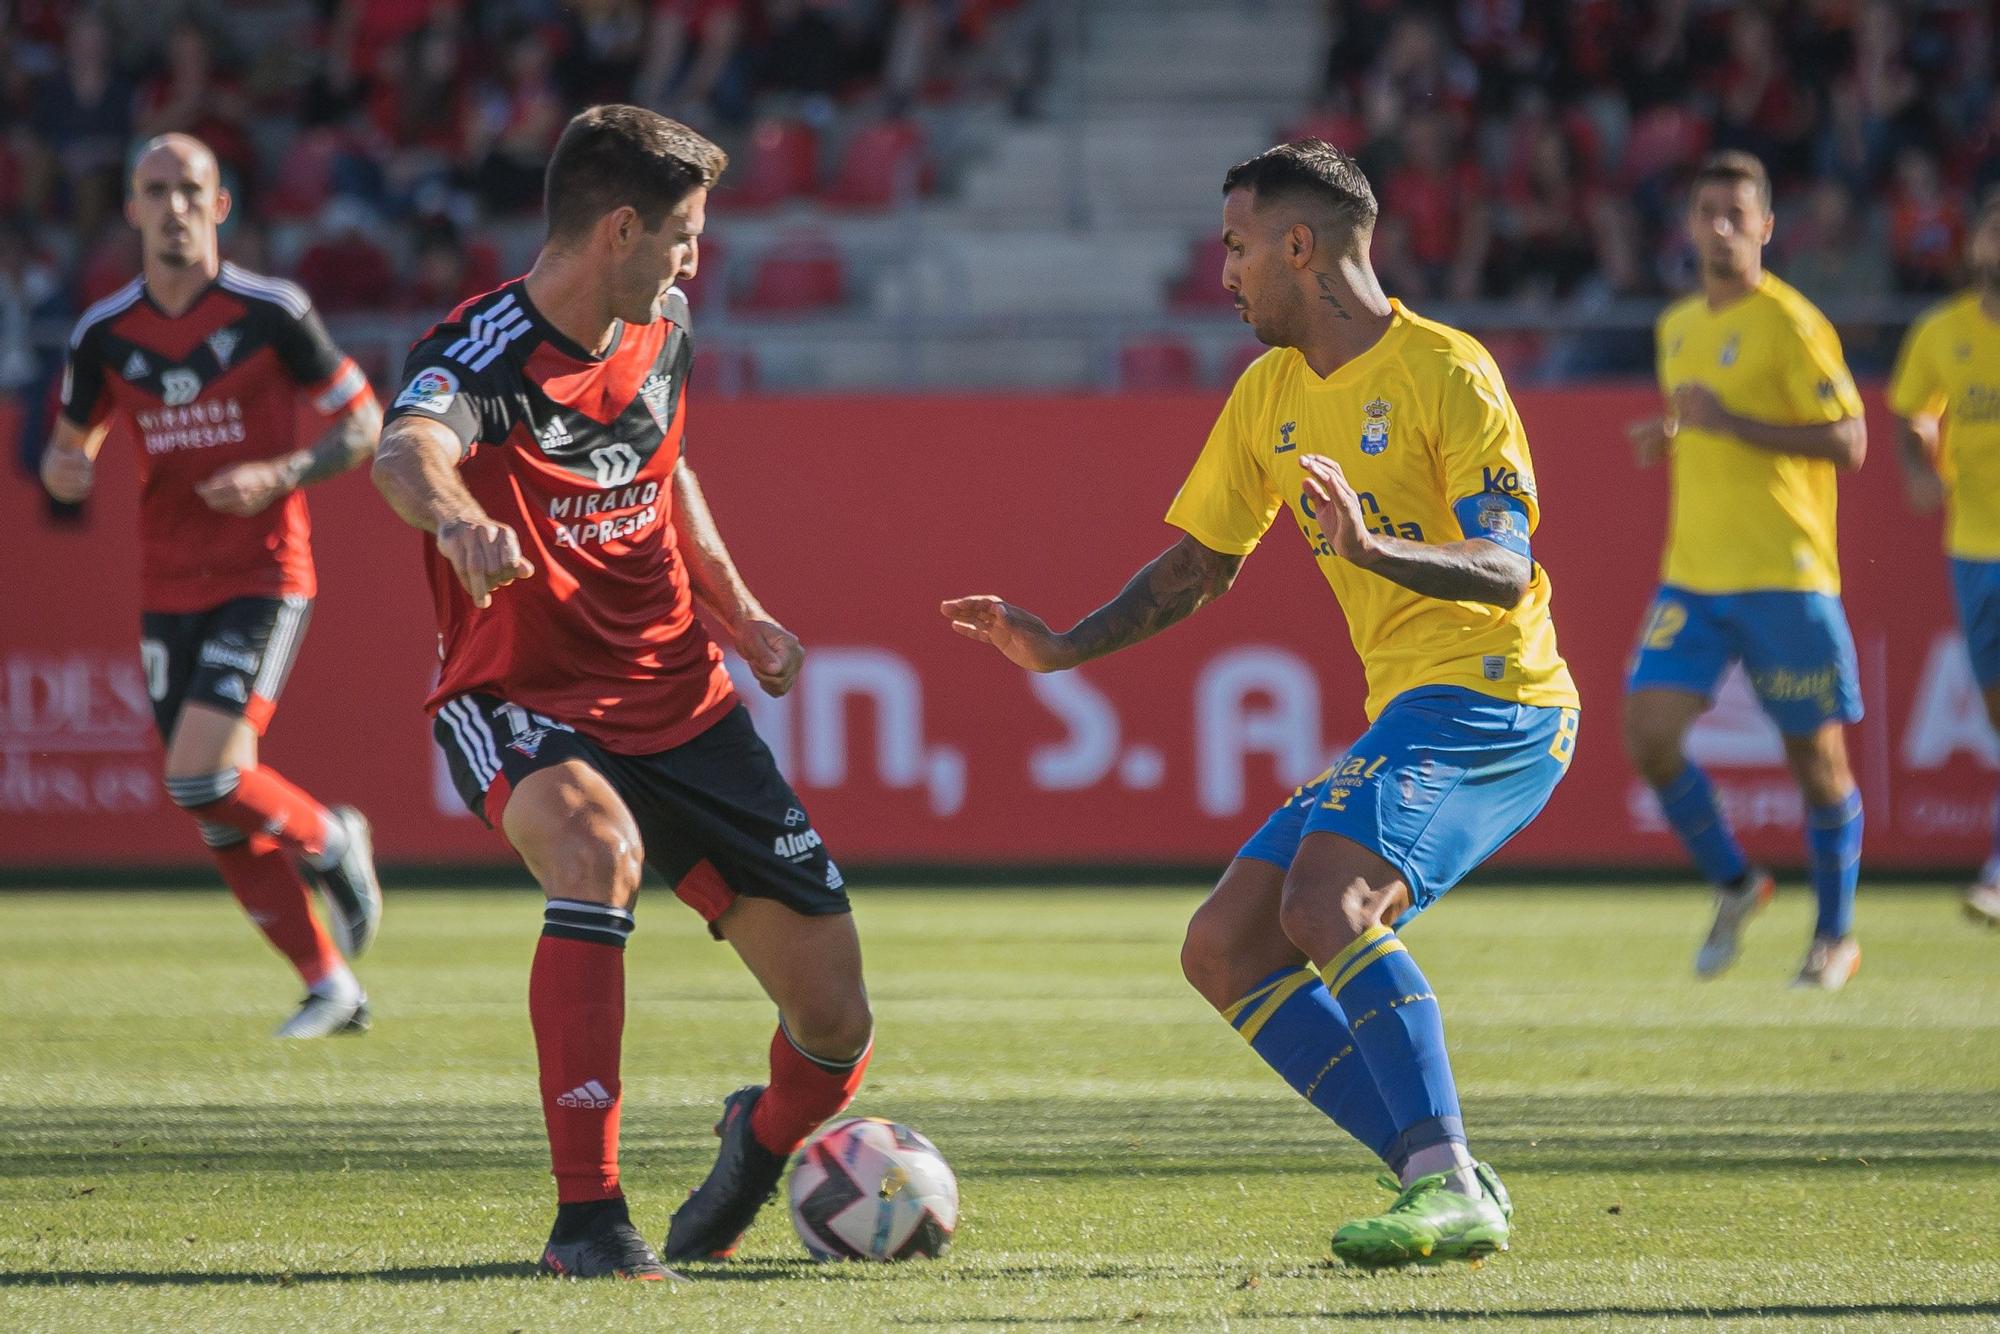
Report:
941,533,1242,673
673,463,804,697
1670,383,1866,470
1301,454,1530,607
372,415,535,609
196,395,385,516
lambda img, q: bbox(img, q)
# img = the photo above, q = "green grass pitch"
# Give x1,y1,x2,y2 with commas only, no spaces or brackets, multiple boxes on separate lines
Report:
1,883,1996,1331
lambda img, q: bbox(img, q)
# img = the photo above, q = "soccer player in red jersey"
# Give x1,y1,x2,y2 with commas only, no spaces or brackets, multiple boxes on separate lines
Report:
39,135,386,1038
372,106,873,1280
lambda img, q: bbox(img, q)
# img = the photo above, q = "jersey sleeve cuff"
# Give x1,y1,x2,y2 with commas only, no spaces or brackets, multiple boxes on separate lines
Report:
1162,511,1262,558
309,358,371,415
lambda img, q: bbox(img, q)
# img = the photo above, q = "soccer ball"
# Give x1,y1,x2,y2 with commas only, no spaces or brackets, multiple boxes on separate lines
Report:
787,1117,958,1261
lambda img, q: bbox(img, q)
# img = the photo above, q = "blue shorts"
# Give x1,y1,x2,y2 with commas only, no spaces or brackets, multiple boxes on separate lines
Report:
1952,558,2000,689
1236,686,1578,925
1626,587,1862,736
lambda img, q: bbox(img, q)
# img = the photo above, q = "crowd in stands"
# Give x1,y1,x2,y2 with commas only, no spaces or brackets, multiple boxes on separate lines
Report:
1298,0,1997,312
1,0,1997,411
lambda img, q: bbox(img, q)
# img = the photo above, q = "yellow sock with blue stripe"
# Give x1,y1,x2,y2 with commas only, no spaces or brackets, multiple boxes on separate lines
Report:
1321,925,1464,1164
1223,965,1401,1169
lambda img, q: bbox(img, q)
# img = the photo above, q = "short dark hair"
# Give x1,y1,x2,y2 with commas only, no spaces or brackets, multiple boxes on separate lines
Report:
544,105,728,240
1690,150,1771,212
1222,139,1377,234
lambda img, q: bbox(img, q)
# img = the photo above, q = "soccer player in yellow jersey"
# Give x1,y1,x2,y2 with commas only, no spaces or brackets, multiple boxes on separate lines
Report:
942,140,1579,1269
1623,152,1869,990
1890,196,2000,924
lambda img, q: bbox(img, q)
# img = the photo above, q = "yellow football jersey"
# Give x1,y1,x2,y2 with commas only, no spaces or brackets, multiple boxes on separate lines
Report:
1655,271,1863,594
1165,300,1578,722
1887,291,2000,560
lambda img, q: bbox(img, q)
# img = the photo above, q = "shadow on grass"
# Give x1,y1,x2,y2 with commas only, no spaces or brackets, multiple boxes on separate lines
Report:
0,1262,540,1287
892,1302,2000,1326
3,1092,1995,1182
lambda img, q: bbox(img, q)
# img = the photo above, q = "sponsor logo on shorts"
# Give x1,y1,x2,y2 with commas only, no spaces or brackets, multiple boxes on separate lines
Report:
198,642,259,673
394,366,459,415
784,807,807,827
826,860,845,890
213,674,249,704
774,828,823,862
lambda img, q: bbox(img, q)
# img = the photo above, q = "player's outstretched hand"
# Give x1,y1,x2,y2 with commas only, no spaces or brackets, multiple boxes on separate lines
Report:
737,619,804,697
1298,454,1376,564
939,596,1073,673
438,516,535,609
196,459,293,516
40,443,95,502
1625,415,1673,467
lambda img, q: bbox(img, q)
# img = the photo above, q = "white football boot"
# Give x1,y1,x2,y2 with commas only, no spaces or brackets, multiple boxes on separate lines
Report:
1694,868,1776,978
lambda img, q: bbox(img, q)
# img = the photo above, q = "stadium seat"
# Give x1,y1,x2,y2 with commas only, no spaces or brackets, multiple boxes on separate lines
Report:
265,129,341,220
295,230,397,315
1167,237,1235,312
1220,340,1266,384
819,120,931,210
1623,105,1712,187
1282,110,1367,151
77,231,141,306
1118,337,1199,390
688,344,759,398
716,119,819,212
735,236,846,315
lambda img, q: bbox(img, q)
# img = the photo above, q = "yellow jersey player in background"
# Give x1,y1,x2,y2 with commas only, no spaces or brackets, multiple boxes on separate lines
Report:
942,140,1578,1269
1623,152,1869,990
1889,195,2000,924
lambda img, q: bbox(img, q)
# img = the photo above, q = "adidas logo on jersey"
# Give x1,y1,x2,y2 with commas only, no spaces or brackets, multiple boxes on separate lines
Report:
123,350,150,379
537,416,574,453
556,1079,615,1109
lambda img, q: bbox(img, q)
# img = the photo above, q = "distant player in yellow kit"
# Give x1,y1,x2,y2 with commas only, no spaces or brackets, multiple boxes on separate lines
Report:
943,140,1578,1268
1890,195,2000,924
1623,152,1869,989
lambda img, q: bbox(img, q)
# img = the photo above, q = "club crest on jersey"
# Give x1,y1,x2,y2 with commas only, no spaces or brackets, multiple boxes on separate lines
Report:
206,328,240,370
1719,333,1740,367
1275,421,1298,454
395,366,459,414
123,350,150,379
639,373,674,429
1360,398,1391,455
161,368,202,406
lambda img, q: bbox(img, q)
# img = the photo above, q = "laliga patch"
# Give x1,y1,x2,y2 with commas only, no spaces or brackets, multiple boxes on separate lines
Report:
395,366,459,414
1454,491,1532,559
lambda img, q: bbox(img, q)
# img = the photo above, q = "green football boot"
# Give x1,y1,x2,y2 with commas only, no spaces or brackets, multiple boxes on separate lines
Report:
1331,1164,1511,1269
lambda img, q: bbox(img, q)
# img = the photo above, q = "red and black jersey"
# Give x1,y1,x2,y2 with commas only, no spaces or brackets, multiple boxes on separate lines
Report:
385,279,736,756
60,263,370,613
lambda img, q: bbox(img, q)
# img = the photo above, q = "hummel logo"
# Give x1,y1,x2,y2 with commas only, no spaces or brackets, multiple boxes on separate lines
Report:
123,350,150,379
556,1079,615,1109
537,416,573,452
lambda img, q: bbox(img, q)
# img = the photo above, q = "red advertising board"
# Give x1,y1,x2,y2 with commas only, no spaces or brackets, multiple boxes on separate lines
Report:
4,388,1994,870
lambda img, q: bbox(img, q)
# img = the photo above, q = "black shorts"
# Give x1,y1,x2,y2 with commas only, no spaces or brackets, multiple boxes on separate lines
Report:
433,695,849,931
139,595,312,741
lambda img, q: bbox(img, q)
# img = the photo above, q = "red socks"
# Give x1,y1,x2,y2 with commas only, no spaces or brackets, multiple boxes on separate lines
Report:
750,1024,873,1156
212,840,340,987
530,906,636,1203
170,765,330,858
